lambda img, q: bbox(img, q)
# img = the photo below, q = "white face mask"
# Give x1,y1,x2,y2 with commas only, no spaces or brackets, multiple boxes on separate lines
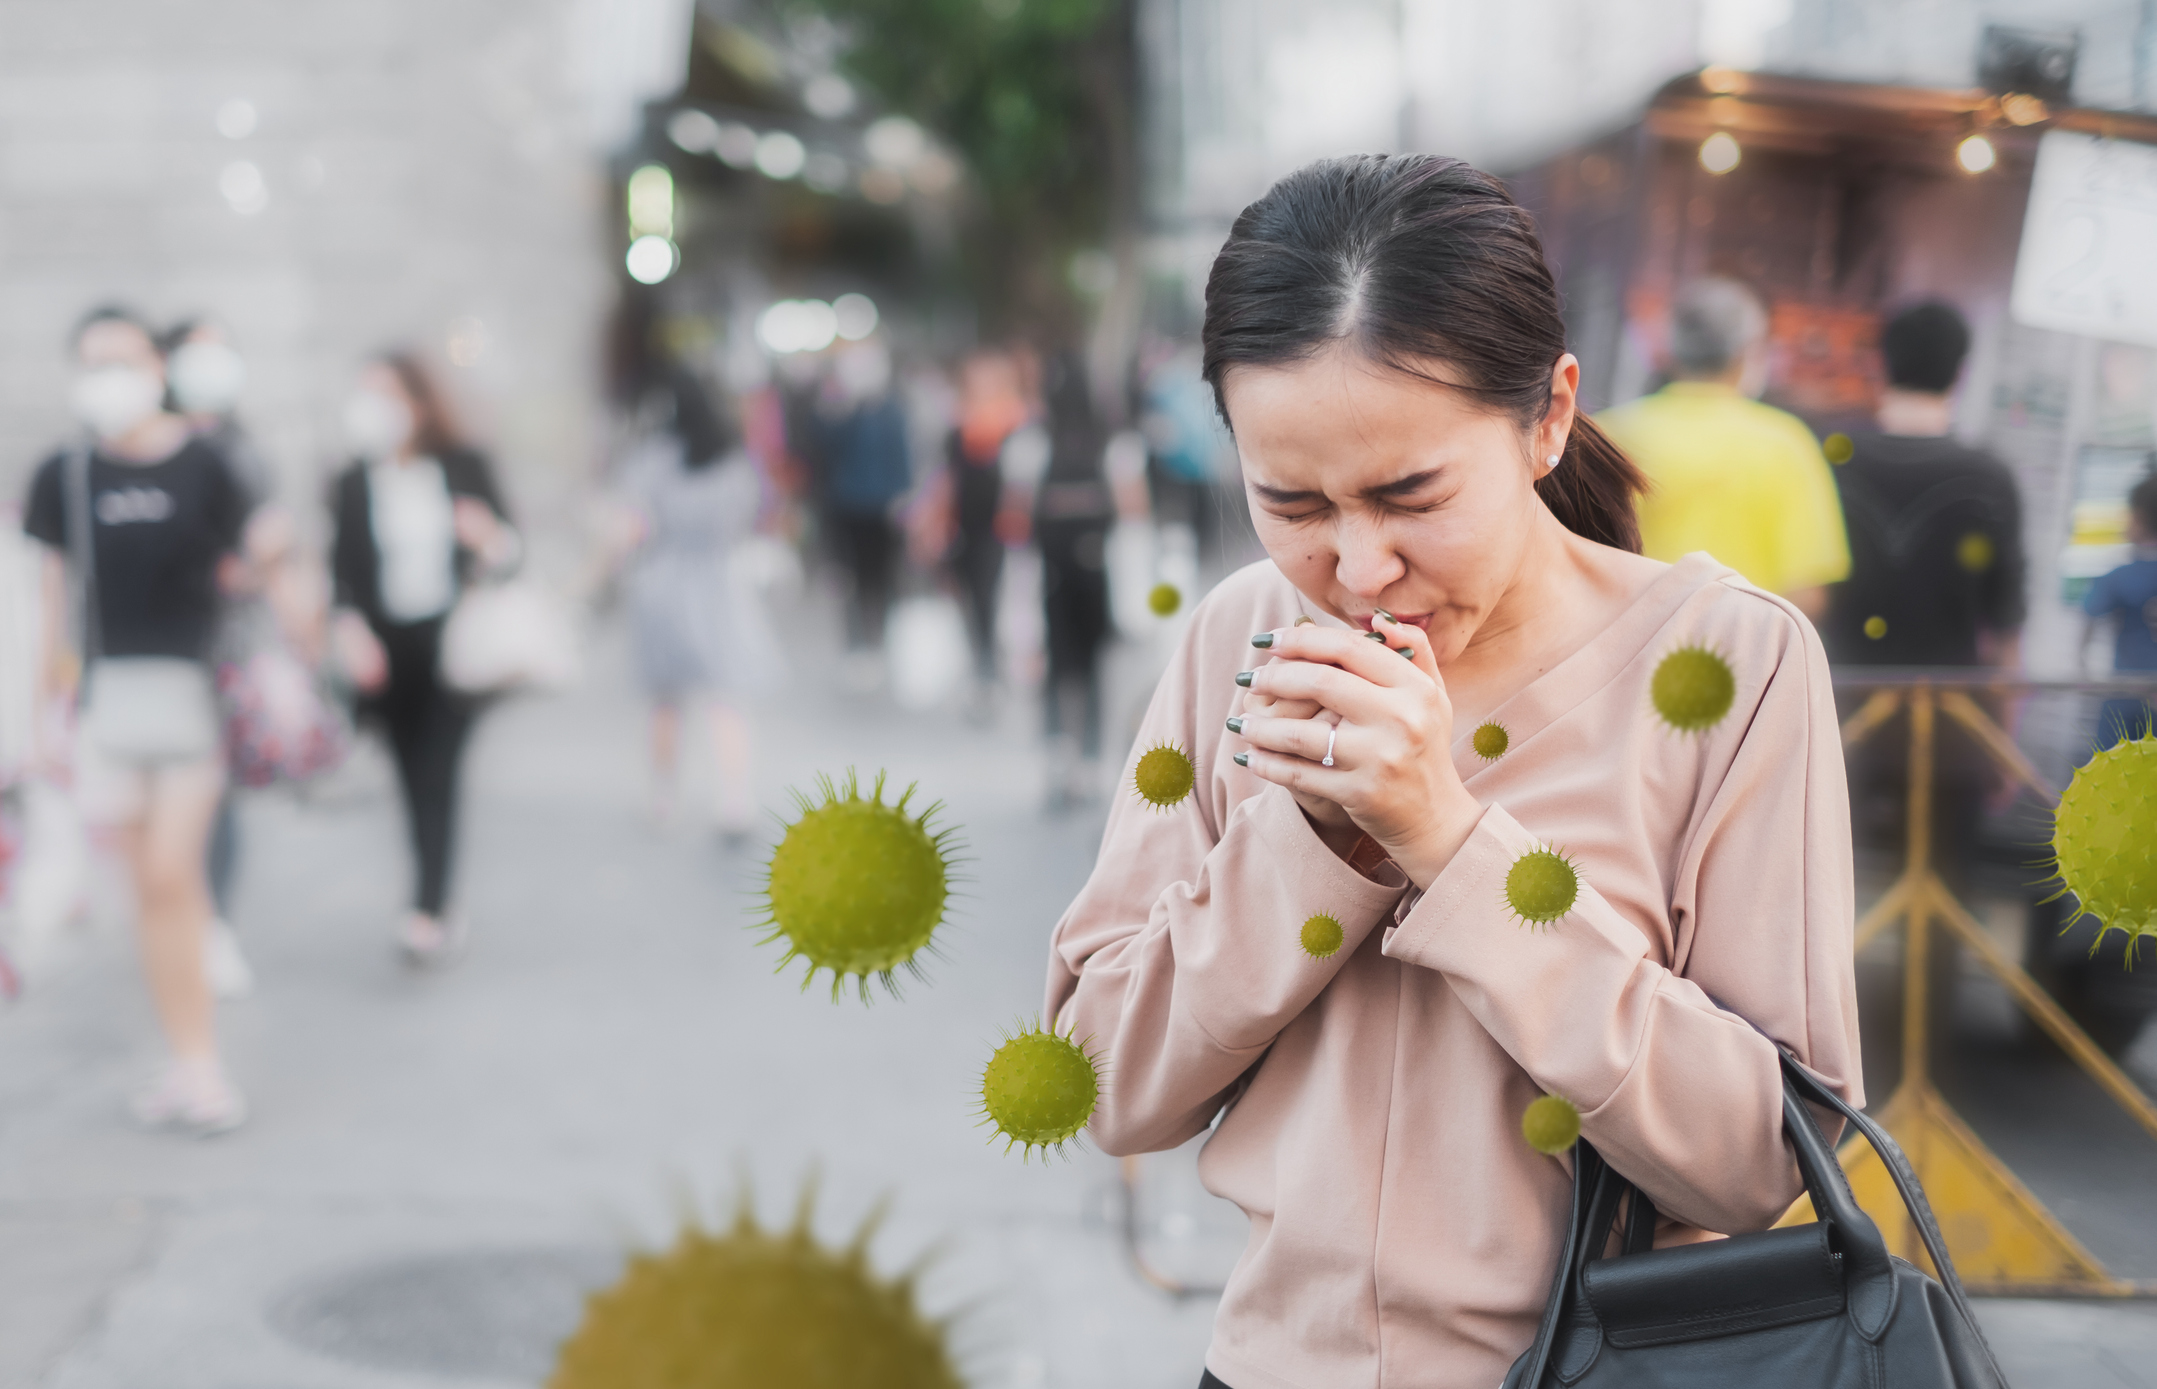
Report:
344,389,414,458
69,366,165,441
168,340,248,416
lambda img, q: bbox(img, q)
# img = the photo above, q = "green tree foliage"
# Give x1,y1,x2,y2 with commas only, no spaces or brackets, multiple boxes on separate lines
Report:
782,0,1135,333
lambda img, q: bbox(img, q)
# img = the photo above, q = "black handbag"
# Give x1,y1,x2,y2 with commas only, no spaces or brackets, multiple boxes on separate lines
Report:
1504,1051,2008,1388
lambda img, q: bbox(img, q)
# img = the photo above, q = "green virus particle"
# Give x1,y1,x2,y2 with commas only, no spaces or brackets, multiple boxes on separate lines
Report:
978,1019,1101,1160
1864,615,1888,641
548,1189,961,1389
1505,846,1580,928
1147,582,1182,617
1822,432,1855,465
1957,531,1995,573
1133,742,1196,810
2050,732,2157,964
759,771,960,1002
1301,912,1345,958
1651,645,1735,734
1472,721,1510,760
1521,1094,1582,1155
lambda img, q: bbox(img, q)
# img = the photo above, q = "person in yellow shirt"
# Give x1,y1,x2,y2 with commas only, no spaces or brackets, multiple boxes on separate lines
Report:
1599,278,1849,619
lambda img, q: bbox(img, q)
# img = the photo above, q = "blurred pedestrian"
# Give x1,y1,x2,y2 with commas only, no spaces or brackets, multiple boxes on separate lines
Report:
1599,277,1849,617
2082,473,2157,747
942,349,1030,706
328,352,518,966
1824,300,2026,896
618,364,774,839
1032,351,1115,810
813,341,911,691
162,317,273,999
22,305,255,1133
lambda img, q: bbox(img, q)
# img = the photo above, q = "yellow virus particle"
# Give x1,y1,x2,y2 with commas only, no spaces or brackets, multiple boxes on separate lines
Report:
1147,582,1182,616
548,1190,961,1389
1521,1094,1582,1155
1956,531,1995,573
1300,912,1345,958
2050,732,2157,963
1651,644,1735,734
978,1019,1101,1160
759,771,960,1002
1864,615,1888,640
1505,846,1580,928
1472,721,1510,760
1822,432,1855,465
1133,742,1196,810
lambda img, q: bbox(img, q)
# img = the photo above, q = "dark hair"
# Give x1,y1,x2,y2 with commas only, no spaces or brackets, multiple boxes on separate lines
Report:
71,302,154,351
1880,300,1970,394
665,364,739,470
2131,473,2157,537
374,350,467,458
1201,154,1645,552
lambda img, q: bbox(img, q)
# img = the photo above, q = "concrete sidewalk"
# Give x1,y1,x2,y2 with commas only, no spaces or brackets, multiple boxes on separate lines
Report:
2,615,2154,1388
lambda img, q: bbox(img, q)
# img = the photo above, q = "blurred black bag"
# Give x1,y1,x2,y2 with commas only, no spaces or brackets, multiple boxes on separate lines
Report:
1504,1052,2007,1389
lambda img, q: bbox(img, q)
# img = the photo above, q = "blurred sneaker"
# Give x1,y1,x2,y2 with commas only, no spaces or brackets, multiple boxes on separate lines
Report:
398,911,468,970
203,920,255,1000
130,1058,247,1136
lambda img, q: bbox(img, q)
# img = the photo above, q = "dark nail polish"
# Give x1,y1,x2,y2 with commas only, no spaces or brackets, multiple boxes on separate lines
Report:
1365,630,1387,642
1250,632,1275,648
1293,614,1315,626
1397,646,1414,658
1374,607,1395,623
1235,670,1254,687
1233,751,1249,767
1226,715,1244,733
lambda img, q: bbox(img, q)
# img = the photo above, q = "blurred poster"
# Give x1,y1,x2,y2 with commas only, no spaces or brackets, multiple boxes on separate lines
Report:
2012,131,2157,348
2057,444,2153,601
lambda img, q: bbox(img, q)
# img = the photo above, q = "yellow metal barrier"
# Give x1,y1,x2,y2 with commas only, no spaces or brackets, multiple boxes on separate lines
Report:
1782,674,2157,1298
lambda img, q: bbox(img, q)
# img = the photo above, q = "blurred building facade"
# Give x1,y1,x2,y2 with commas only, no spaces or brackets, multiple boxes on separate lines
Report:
0,0,694,520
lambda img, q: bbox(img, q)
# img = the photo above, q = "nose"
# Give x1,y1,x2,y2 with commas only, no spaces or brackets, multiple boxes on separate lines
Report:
1333,517,1405,600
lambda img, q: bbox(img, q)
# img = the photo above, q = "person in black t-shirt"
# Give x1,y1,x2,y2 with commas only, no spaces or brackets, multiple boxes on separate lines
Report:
1823,300,2027,897
21,304,253,1134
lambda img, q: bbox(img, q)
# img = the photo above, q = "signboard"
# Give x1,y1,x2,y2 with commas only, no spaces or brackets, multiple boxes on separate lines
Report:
2011,131,2157,349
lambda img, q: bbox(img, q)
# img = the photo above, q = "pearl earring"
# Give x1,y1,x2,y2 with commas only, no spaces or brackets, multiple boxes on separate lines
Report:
1546,453,1562,468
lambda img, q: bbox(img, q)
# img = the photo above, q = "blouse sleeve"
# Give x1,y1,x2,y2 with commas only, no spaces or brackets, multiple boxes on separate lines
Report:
1044,584,1412,1155
1382,597,1860,1235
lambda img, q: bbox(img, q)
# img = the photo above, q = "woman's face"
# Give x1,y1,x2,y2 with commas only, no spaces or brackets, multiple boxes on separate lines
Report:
1221,347,1576,665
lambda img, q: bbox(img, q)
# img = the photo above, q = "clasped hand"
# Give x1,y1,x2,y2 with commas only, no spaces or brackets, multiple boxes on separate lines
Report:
1231,615,1483,888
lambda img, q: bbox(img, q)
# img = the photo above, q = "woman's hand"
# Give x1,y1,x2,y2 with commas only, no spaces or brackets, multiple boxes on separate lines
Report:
332,609,389,695
1231,614,1484,887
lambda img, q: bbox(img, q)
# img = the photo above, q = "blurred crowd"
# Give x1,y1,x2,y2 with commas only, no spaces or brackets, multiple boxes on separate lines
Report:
5,265,2155,1136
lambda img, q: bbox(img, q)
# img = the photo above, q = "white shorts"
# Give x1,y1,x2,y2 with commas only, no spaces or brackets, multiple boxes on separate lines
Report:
73,741,225,827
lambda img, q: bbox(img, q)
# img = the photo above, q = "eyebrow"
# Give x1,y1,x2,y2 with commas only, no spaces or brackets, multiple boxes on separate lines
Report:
1250,467,1448,505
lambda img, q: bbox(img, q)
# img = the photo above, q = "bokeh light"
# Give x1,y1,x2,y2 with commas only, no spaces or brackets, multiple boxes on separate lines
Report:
754,130,807,180
219,160,268,214
624,234,678,284
758,299,839,354
1957,134,1997,173
832,293,879,341
1698,131,1741,174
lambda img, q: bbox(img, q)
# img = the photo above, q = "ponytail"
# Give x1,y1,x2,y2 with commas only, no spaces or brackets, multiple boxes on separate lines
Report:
1536,414,1645,553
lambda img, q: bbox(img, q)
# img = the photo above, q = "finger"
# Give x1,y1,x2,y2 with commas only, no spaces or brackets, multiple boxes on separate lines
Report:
1235,744,1352,799
1239,691,1324,721
1234,711,1348,766
1252,622,1430,689
1373,610,1441,681
1239,658,1393,723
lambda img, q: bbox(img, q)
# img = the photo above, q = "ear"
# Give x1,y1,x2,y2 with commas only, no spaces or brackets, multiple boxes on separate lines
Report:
1536,354,1581,477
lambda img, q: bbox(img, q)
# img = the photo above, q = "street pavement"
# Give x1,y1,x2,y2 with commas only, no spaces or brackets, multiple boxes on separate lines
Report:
4,604,2156,1388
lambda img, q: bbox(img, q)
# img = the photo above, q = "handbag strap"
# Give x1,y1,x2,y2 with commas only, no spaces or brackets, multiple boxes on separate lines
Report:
63,443,102,670
1512,1141,1602,1389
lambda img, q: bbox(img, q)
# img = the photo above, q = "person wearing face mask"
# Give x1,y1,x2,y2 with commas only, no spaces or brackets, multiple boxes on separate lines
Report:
327,352,517,966
21,304,257,1134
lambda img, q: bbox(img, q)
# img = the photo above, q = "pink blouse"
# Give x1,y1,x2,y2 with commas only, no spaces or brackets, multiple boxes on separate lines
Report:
1044,552,1862,1389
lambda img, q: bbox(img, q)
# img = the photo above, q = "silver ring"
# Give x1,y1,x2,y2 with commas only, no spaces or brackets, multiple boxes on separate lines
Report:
1322,723,1338,768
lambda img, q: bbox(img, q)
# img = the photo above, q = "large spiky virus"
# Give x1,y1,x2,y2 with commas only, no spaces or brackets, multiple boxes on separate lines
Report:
1651,645,1735,734
1505,846,1579,928
1148,582,1182,617
979,1020,1100,1160
549,1192,962,1389
1472,721,1510,760
2051,732,2157,963
759,771,960,1002
1521,1094,1582,1155
1133,742,1196,810
1301,912,1345,958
